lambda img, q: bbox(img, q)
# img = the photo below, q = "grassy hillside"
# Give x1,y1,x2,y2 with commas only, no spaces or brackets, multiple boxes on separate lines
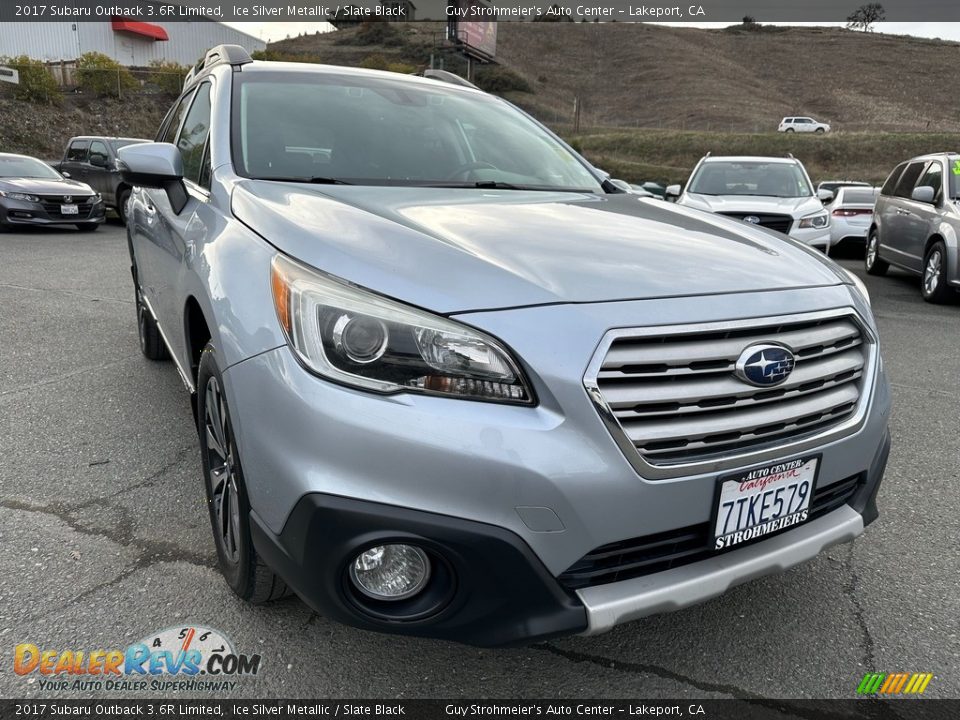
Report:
0,95,167,160
570,129,960,186
272,22,960,133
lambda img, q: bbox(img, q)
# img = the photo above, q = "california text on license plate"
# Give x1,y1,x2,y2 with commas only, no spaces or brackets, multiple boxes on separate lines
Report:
713,456,819,550
61,204,78,215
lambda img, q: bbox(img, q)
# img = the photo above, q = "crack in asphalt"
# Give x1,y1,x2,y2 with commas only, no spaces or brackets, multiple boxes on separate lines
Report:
843,542,877,672
535,642,761,699
0,281,134,306
535,644,881,720
1,447,216,622
0,356,137,398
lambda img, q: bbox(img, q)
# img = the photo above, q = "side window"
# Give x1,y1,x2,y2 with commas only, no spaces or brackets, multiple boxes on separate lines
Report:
89,140,109,167
880,163,907,196
161,91,195,145
176,82,212,186
66,140,89,162
916,162,942,203
893,162,926,199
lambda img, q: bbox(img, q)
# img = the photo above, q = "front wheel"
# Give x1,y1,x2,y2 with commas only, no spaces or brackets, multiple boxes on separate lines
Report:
116,188,131,225
784,128,795,133
921,240,952,304
198,343,290,604
865,230,889,276
815,128,825,134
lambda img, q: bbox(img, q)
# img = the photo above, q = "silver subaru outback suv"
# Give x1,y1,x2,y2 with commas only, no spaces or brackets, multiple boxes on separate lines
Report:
119,46,891,646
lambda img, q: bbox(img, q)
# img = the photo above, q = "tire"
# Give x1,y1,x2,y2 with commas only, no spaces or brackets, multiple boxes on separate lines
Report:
921,240,952,304
76,222,99,231
865,229,889,276
815,128,825,134
785,128,795,133
198,342,290,605
116,188,130,225
135,283,169,361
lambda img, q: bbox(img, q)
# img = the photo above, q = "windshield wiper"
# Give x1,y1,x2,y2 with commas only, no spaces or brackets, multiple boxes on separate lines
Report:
255,176,353,185
421,180,590,191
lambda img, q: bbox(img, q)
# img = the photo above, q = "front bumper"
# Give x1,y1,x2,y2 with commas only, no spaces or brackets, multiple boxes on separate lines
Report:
0,198,105,227
223,288,890,644
248,430,888,645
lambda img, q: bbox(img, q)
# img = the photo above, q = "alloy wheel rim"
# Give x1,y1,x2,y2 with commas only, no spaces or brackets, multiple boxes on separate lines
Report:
866,236,877,268
924,250,942,295
205,377,241,564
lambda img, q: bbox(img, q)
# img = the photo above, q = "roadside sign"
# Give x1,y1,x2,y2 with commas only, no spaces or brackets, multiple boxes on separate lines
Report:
0,66,19,84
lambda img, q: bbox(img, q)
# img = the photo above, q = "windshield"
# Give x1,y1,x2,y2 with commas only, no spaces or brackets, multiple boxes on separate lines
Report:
0,156,60,179
689,161,813,198
232,71,602,191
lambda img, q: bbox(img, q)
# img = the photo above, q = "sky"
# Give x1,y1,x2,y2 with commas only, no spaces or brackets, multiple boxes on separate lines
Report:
224,21,960,44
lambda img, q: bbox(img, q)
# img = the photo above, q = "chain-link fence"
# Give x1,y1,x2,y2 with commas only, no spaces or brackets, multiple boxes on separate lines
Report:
0,60,188,103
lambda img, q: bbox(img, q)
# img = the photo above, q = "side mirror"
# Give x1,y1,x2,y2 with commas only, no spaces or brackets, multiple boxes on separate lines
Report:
665,184,682,199
61,171,71,178
89,154,108,168
817,189,835,203
910,186,935,204
117,143,187,214
608,178,632,192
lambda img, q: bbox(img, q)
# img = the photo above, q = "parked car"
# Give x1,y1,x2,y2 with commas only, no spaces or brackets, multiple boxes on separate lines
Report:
818,180,870,198
778,117,831,134
666,155,833,250
0,153,105,232
828,186,879,250
867,153,960,303
57,136,150,224
118,46,890,646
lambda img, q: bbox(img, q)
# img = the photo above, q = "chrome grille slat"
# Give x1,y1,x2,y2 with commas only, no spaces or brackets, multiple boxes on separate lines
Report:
601,320,860,370
622,384,859,444
609,350,864,417
588,313,871,470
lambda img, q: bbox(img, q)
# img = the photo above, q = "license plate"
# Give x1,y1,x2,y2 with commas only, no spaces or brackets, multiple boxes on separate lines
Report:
61,204,78,215
713,456,818,550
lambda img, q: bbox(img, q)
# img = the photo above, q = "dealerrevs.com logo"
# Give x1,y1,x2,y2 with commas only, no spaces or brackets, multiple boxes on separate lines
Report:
14,625,261,693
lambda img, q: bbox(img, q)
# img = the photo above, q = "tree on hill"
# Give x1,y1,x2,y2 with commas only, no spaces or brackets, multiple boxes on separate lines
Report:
846,3,885,31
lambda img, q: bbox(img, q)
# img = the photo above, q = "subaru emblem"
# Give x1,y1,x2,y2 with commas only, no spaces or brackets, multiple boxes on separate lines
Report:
735,344,796,387
743,215,761,224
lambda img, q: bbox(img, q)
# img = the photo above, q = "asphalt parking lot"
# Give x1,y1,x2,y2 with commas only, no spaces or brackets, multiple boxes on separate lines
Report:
1,224,958,701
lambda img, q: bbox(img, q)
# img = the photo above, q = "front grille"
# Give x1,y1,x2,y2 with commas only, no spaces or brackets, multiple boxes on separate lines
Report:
39,195,95,219
718,212,793,234
558,473,863,590
592,315,868,466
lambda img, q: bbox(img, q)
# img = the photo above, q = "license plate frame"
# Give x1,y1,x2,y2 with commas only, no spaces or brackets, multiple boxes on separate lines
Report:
711,454,821,552
61,204,79,215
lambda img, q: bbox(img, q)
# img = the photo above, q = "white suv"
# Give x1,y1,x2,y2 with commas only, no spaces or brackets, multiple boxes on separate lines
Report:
779,117,831,134
666,155,833,250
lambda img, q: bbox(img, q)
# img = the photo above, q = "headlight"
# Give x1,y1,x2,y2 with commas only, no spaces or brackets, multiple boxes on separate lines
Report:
0,190,40,202
798,211,829,229
270,255,534,404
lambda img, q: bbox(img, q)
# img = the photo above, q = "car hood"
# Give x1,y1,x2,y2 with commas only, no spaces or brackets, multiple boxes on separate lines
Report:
680,193,823,217
0,177,95,195
232,181,845,314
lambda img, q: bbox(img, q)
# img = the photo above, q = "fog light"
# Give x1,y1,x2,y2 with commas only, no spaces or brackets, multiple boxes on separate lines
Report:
348,544,430,601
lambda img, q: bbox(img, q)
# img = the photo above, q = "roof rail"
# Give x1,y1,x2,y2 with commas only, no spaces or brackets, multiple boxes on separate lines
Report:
786,152,794,159
184,44,253,90
421,69,478,90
